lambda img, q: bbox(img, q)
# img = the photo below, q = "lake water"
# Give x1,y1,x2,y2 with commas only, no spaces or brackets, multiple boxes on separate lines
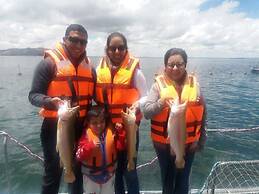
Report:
0,56,259,193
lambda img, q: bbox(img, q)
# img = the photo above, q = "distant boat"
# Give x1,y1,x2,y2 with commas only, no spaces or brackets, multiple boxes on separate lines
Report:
17,64,22,76
251,66,259,73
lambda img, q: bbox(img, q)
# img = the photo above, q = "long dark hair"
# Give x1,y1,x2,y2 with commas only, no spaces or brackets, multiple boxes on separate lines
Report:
106,32,128,50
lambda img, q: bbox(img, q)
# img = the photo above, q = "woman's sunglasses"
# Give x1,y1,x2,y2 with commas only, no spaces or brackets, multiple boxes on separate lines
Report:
108,45,126,52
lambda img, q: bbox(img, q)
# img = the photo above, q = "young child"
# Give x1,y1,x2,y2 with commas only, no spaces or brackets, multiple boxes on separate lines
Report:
76,105,125,194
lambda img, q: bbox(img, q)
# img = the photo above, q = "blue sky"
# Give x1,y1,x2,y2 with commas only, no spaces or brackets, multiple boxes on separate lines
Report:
201,0,259,18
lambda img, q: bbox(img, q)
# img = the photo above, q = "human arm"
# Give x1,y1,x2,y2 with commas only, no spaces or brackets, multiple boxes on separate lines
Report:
130,69,148,112
76,131,96,162
114,123,126,151
197,95,207,151
28,58,63,109
142,82,167,119
91,67,97,103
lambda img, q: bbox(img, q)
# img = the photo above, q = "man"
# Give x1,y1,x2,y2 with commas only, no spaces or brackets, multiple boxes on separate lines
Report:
28,24,95,194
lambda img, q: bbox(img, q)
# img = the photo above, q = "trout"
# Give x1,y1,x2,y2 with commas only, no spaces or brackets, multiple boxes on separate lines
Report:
167,98,187,169
56,101,79,183
121,107,137,171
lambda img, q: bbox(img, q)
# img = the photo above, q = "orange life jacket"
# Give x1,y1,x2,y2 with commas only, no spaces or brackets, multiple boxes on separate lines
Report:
151,74,204,144
81,126,117,175
39,42,94,118
95,53,141,123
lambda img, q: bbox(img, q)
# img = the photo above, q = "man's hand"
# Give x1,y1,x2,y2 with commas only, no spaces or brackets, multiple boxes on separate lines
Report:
50,97,64,109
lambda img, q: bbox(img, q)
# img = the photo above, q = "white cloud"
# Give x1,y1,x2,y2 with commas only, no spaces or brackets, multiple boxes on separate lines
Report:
0,0,259,57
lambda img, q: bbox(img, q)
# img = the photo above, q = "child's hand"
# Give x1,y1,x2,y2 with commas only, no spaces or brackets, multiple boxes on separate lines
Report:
115,122,123,131
94,140,101,147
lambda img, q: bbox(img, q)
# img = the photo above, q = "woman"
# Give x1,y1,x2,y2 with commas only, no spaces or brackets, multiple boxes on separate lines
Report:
143,48,207,194
95,32,147,194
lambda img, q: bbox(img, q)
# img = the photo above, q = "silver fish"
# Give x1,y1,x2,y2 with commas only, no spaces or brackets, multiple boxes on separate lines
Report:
121,107,137,171
56,101,79,183
167,98,187,169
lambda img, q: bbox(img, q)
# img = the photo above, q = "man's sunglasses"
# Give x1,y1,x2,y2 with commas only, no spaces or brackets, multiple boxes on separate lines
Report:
108,45,126,52
67,36,87,46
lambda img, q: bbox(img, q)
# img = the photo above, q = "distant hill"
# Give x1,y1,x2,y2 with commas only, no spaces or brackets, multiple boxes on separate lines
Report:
0,48,45,56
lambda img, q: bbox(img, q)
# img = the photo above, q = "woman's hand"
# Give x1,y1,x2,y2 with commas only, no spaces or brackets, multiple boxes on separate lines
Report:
129,101,140,113
158,97,172,107
188,141,204,153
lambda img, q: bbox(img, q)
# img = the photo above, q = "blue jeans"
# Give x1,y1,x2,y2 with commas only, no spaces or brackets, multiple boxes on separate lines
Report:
115,131,140,194
153,141,195,194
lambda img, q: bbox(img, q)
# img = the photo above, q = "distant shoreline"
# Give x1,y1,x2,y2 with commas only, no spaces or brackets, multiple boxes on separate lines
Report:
0,48,45,56
0,48,258,59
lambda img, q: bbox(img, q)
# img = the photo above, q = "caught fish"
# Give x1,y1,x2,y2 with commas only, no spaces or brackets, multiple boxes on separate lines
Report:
57,101,79,183
121,107,137,171
167,98,187,169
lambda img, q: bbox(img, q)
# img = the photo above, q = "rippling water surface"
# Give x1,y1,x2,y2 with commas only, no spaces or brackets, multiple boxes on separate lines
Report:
0,56,259,193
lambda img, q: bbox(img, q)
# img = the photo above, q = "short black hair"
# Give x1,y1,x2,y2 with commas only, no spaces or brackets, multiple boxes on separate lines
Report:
106,32,128,49
86,105,106,121
164,48,188,66
65,24,88,39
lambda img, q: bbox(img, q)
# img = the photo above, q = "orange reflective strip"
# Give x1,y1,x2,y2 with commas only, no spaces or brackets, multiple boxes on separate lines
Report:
151,120,167,127
151,133,169,144
53,76,93,82
81,160,117,173
96,83,110,88
151,121,201,134
151,121,202,144
96,83,132,89
186,133,200,144
151,127,168,138
45,95,92,100
187,130,196,137
186,120,202,128
77,95,92,101
108,104,132,109
187,101,203,106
